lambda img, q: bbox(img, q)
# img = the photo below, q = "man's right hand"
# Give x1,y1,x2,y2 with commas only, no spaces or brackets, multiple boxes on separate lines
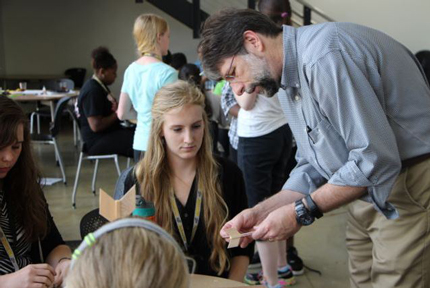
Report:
0,264,56,288
220,207,262,248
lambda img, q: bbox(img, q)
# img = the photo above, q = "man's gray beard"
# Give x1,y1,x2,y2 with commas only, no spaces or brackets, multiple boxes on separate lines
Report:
244,54,280,97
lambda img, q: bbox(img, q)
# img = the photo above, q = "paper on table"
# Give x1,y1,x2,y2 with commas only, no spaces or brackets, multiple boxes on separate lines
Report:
99,185,136,222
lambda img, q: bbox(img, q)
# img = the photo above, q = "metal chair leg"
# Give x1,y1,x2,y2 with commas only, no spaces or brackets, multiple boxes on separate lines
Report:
37,114,41,134
114,155,121,176
30,112,35,134
72,152,84,209
53,138,66,185
91,159,99,195
73,121,77,147
126,157,131,168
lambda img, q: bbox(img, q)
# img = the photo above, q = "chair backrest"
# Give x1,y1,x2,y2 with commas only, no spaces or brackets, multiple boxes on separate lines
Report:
59,78,75,90
66,104,89,153
65,68,86,88
79,208,109,240
50,96,72,137
114,166,135,200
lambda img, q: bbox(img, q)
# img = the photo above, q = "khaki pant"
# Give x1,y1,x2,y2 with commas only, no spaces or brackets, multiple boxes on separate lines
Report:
346,158,430,288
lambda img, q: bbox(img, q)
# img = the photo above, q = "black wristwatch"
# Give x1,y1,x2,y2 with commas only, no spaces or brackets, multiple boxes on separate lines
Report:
305,194,323,219
294,199,314,226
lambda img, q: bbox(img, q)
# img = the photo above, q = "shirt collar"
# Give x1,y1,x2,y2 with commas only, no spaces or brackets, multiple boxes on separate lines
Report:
92,74,110,94
281,25,301,90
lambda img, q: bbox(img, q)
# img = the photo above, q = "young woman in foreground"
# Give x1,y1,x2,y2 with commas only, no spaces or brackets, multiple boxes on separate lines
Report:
117,81,253,281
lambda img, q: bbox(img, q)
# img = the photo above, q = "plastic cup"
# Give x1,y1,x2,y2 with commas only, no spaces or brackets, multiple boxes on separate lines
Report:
19,82,27,90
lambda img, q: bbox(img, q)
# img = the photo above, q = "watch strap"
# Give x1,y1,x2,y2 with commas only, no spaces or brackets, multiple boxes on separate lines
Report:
305,194,323,219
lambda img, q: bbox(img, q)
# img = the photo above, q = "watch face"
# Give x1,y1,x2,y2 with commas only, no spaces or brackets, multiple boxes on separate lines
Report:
295,200,315,226
299,214,314,226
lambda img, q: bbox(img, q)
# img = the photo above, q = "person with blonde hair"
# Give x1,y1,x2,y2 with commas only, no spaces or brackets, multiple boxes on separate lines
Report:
116,80,253,281
65,218,190,288
117,13,178,161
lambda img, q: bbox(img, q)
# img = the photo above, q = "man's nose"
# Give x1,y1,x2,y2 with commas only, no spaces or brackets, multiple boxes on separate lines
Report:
231,82,245,96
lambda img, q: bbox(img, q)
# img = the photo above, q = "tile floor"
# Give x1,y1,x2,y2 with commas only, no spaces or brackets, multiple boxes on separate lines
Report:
35,122,350,288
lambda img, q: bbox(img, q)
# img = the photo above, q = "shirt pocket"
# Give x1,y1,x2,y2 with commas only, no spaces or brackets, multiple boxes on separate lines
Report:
308,118,349,175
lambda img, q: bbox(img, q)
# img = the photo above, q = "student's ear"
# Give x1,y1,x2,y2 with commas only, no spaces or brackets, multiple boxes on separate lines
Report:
243,30,265,55
99,68,106,79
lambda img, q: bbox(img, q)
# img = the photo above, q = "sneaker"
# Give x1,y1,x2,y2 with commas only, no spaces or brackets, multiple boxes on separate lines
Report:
245,270,296,286
262,278,296,288
287,246,304,276
249,251,262,269
244,270,263,285
278,265,295,284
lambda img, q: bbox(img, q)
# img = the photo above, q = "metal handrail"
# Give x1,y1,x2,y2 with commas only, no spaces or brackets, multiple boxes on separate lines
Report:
295,0,335,22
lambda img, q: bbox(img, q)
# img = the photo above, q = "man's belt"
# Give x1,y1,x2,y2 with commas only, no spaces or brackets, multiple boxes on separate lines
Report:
401,153,430,171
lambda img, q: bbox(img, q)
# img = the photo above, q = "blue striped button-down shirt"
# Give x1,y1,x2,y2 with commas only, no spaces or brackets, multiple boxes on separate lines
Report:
278,22,430,219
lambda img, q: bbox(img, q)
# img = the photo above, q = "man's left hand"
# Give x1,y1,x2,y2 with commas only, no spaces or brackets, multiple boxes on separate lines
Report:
252,203,301,241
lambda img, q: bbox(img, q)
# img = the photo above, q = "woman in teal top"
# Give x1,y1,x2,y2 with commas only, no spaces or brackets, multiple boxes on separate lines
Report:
117,13,178,161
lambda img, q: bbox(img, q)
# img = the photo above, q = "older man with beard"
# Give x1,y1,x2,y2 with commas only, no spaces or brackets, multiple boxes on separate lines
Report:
199,8,430,288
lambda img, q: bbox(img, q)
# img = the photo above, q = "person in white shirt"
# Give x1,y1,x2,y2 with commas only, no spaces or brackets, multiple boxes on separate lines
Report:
235,89,294,288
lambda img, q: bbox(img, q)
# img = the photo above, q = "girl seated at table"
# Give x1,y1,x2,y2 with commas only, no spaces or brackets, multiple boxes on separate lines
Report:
116,81,253,281
65,218,190,288
0,96,71,287
76,46,134,158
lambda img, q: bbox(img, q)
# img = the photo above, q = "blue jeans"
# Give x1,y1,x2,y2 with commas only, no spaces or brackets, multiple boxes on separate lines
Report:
238,124,293,208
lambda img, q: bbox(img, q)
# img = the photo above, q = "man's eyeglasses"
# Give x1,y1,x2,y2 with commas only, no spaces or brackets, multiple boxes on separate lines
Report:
224,55,235,81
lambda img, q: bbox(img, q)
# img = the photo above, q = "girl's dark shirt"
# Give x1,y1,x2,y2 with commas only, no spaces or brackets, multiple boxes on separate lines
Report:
118,156,254,278
77,79,121,146
0,190,65,275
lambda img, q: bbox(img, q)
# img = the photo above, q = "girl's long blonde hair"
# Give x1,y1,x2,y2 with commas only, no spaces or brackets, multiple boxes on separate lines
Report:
133,14,168,56
65,227,189,288
135,81,230,274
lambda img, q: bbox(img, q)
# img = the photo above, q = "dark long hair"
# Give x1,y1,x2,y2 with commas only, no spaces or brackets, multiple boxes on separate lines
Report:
258,0,292,26
0,96,47,241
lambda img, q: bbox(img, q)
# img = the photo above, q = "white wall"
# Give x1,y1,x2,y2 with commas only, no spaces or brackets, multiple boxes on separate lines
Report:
0,0,201,95
2,0,429,95
290,0,430,53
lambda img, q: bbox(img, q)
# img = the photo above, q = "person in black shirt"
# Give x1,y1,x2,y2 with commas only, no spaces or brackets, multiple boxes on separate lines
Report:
0,96,71,287
77,47,134,158
116,81,253,281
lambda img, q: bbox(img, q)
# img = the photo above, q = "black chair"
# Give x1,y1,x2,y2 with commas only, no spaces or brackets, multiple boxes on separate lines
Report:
67,107,126,208
114,166,134,200
79,208,109,239
65,68,86,88
31,96,72,184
